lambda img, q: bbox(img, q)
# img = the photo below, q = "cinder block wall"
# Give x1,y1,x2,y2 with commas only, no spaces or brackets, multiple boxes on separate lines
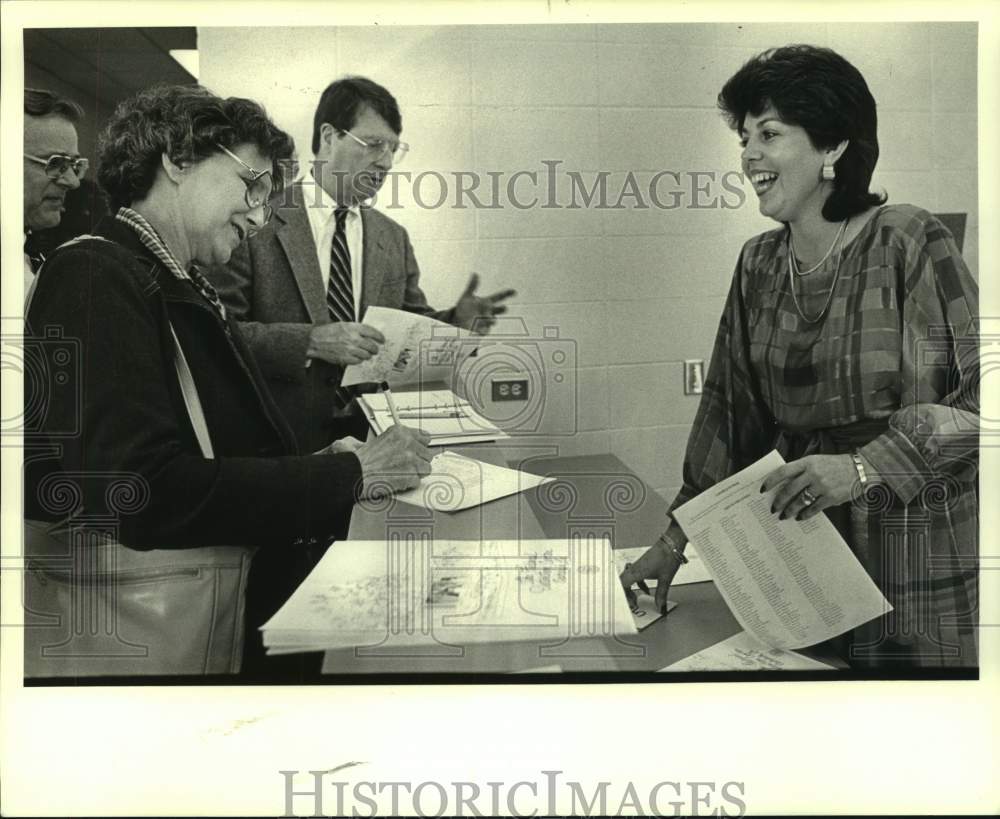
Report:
200,22,978,500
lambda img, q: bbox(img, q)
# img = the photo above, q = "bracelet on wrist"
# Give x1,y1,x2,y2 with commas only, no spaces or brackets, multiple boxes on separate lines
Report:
670,546,688,565
851,451,869,486
658,538,688,565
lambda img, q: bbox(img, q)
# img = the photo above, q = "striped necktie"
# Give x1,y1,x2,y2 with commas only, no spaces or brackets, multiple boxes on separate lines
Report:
326,207,355,323
326,207,357,409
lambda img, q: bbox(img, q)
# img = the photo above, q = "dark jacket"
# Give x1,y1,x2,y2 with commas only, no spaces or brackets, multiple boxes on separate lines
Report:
24,217,362,550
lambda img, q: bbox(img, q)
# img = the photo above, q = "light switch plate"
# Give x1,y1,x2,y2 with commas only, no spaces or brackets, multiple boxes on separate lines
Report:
684,359,704,395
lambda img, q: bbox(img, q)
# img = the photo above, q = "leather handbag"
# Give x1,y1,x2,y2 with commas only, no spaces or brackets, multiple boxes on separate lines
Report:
24,240,257,677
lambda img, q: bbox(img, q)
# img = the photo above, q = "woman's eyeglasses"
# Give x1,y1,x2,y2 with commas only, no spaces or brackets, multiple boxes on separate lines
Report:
24,153,89,180
216,143,275,226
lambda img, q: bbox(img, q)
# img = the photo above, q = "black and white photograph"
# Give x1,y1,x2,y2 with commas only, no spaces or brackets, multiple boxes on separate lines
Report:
2,1,998,816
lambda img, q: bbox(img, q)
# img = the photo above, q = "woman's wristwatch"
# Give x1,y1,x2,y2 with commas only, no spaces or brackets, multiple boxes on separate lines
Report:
659,537,688,565
851,450,871,486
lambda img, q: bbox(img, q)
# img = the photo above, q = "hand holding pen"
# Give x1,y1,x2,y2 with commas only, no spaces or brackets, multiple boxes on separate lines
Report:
353,382,432,498
380,381,402,427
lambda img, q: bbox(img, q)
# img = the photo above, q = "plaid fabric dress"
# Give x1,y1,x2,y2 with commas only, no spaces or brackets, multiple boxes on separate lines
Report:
661,204,979,669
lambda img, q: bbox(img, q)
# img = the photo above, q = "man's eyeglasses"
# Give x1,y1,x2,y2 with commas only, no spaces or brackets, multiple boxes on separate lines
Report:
339,129,409,164
24,153,89,180
216,143,275,226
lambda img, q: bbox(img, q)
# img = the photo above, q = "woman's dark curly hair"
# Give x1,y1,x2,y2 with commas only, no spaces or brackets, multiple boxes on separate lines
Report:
97,84,296,209
718,45,886,222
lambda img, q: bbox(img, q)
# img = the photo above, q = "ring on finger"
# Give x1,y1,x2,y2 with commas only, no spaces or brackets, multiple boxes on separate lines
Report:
800,488,818,506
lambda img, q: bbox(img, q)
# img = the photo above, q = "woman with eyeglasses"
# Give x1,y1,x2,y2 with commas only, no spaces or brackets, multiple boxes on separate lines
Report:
620,46,979,670
24,84,432,680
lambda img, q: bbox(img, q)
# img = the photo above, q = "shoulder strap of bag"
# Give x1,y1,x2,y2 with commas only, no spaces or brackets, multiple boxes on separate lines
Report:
169,324,214,459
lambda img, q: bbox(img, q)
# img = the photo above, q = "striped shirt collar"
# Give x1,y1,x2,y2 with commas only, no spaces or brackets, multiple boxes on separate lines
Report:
114,206,190,281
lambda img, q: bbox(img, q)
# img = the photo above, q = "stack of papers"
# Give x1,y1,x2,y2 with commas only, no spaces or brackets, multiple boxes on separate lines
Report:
359,388,509,445
394,450,552,512
261,538,637,654
660,631,837,672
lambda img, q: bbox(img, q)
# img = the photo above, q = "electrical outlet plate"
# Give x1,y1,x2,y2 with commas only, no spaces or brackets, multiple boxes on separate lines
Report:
491,375,529,402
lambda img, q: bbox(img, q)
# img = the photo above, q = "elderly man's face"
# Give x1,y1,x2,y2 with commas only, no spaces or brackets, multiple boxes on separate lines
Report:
24,114,81,231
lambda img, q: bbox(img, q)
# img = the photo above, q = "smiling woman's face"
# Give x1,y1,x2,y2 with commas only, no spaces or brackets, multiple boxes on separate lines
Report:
740,106,831,225
178,142,271,266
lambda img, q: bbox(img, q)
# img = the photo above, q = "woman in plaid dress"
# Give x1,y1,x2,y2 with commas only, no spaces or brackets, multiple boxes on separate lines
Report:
622,45,978,669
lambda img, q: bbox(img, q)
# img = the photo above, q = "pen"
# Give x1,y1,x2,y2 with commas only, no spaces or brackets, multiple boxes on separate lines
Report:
381,381,402,427
397,411,465,419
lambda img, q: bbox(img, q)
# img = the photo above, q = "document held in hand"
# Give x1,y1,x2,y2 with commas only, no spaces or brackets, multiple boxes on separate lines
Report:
341,306,471,388
671,450,891,650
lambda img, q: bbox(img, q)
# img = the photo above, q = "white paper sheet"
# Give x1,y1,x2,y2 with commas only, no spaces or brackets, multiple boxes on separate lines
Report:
393,450,553,511
628,594,678,631
614,544,713,586
659,630,837,672
341,306,471,387
511,665,563,674
359,388,509,445
671,450,891,650
261,539,637,654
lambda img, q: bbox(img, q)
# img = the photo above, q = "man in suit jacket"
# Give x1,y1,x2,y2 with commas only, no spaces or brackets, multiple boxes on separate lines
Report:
209,76,515,453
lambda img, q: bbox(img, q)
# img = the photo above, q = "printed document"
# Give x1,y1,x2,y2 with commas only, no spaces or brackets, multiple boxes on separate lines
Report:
359,388,508,445
671,450,891,650
628,594,677,631
660,630,837,671
394,450,553,512
341,306,471,387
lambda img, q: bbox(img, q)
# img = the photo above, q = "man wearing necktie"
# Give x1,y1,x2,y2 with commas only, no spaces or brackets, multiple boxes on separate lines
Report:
208,76,516,452
23,89,86,301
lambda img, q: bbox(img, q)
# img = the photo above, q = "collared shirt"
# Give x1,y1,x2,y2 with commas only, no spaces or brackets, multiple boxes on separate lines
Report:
24,252,35,299
114,206,227,322
24,230,40,302
303,171,364,319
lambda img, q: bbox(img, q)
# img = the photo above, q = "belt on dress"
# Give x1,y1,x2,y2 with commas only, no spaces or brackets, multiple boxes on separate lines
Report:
774,416,891,461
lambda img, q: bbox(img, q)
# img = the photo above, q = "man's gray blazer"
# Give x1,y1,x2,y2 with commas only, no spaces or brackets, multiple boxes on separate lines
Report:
207,182,454,453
